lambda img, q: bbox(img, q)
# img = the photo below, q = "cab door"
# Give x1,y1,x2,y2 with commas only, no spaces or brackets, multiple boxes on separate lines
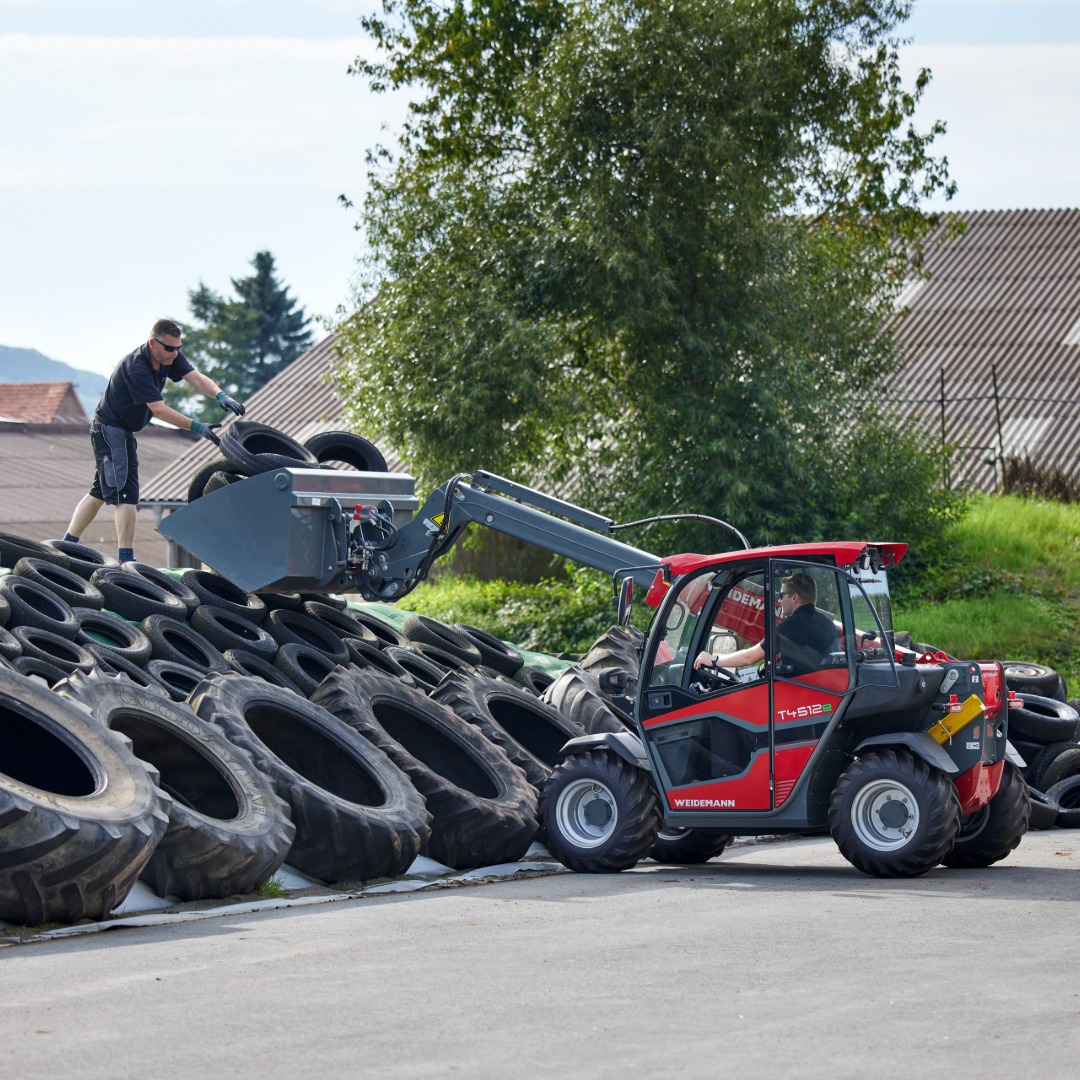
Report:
767,562,857,807
639,563,774,812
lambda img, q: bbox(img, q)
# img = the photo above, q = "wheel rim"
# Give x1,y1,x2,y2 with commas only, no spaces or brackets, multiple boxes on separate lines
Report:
556,777,619,848
850,778,921,851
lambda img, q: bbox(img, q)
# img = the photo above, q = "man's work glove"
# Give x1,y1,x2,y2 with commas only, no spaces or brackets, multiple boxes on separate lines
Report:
191,420,221,444
216,391,246,417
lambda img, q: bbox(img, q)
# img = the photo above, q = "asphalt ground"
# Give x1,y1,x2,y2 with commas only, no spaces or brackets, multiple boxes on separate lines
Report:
2,831,1078,1079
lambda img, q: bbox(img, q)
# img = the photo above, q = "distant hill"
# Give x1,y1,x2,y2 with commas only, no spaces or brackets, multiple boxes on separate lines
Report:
0,345,108,415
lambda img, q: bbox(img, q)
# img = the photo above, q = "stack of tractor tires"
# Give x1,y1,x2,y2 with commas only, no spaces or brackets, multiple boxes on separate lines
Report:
1002,666,1080,830
0,522,662,924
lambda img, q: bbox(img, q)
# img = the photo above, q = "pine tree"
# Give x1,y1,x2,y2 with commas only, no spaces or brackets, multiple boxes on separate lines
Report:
167,252,314,421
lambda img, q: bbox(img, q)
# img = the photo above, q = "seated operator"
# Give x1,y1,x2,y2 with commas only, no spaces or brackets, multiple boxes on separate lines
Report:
694,572,840,678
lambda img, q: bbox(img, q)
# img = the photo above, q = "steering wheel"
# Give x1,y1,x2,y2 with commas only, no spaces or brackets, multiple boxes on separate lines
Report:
690,664,739,693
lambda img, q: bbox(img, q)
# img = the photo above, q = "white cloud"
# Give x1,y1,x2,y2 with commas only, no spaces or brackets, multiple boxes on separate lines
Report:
0,35,397,190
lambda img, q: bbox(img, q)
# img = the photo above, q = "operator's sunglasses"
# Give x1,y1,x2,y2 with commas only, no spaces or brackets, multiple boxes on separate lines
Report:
154,339,181,353
780,591,797,598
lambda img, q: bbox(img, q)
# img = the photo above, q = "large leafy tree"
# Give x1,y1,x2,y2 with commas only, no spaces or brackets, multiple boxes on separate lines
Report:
337,0,960,553
167,251,314,422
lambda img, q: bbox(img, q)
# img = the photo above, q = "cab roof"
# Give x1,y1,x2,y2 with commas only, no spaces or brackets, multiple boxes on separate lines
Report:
661,542,908,579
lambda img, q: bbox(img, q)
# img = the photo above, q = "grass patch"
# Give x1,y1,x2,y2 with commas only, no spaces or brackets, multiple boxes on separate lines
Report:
894,494,1080,692
255,876,288,899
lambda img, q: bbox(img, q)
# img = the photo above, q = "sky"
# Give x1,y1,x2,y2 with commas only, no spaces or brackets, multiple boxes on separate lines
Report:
1,0,1079,381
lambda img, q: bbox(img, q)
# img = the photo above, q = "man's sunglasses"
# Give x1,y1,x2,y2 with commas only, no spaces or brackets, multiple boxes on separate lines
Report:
154,339,181,353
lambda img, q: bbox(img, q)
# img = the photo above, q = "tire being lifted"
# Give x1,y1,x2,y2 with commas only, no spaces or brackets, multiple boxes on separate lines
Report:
0,668,171,925
56,671,296,902
313,666,538,870
191,673,430,883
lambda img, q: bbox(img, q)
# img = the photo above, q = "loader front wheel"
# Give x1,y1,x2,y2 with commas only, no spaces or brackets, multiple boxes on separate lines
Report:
540,750,659,873
829,749,960,878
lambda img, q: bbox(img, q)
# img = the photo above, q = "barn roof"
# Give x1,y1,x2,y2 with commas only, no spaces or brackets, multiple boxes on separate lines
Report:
891,208,1080,490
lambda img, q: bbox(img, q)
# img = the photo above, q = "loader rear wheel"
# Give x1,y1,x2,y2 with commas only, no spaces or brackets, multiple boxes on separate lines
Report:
540,750,659,872
829,749,960,877
941,762,1029,868
651,827,733,864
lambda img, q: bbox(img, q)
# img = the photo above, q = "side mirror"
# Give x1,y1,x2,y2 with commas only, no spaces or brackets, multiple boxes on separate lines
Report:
598,668,629,695
616,576,634,626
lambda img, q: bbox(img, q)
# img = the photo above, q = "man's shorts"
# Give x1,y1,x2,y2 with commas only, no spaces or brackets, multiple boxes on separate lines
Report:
89,421,140,505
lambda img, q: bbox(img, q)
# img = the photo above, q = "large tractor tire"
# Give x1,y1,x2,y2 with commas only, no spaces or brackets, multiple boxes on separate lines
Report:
541,666,634,734
828,749,961,877
433,670,586,790
312,666,538,870
578,624,645,693
191,673,430,883
57,672,296,901
941,762,1029,868
0,669,170,925
540,749,659,873
650,827,733,865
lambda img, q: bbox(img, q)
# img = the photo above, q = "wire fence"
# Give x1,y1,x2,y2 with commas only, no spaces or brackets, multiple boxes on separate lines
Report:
893,364,1080,493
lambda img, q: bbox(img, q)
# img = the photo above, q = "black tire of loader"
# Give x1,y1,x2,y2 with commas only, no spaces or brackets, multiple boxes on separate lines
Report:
540,666,634,734
0,668,170,925
191,673,431,883
312,666,538,870
90,568,189,623
940,762,1029,868
13,557,105,610
432,669,586,789
539,749,660,873
56,671,296,902
828,749,961,877
220,420,320,477
650,828,734,865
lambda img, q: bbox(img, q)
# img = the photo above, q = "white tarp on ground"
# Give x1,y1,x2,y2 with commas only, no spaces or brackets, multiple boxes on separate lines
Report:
0,843,565,945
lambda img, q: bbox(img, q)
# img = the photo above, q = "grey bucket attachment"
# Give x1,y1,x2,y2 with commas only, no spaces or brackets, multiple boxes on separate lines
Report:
158,468,418,594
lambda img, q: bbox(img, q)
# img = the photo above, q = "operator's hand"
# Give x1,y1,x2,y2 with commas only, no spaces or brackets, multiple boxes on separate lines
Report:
216,391,246,417
693,651,714,670
191,420,221,444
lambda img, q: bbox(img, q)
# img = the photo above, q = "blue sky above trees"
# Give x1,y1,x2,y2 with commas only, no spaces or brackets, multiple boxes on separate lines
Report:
0,0,1076,378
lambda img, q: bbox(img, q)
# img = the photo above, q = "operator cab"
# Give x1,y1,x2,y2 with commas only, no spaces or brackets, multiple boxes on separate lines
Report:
636,548,899,814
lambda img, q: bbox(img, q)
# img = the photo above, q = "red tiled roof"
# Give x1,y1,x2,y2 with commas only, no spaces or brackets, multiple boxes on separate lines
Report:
0,382,88,424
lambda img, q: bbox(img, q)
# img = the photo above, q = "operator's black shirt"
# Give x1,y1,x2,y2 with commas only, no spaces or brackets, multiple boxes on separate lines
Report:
775,604,839,675
95,344,194,432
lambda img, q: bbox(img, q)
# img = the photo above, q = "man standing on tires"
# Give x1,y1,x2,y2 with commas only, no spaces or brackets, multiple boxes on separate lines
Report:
64,318,246,563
